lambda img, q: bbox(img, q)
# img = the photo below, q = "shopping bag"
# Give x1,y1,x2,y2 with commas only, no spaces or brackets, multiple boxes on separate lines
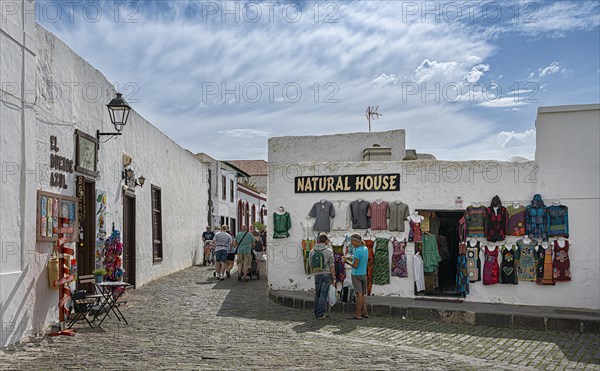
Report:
259,253,267,262
328,284,337,306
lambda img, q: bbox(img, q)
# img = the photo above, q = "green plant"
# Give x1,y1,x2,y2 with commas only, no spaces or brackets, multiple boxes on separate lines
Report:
253,221,267,232
92,268,106,276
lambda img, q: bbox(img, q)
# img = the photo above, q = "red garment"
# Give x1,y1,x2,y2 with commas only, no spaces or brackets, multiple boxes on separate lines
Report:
553,240,571,281
367,201,389,230
483,246,500,285
485,207,508,242
409,221,423,243
365,239,375,295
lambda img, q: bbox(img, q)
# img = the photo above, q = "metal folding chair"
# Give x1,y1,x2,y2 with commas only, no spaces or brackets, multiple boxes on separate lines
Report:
66,275,102,329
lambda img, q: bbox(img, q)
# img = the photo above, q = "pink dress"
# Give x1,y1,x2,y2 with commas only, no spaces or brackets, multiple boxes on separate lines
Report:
483,246,500,285
409,221,423,243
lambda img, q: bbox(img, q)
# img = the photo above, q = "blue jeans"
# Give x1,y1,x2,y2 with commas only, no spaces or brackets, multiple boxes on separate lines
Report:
313,274,331,318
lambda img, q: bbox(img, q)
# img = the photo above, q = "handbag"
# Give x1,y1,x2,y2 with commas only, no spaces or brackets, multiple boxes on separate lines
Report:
48,252,59,290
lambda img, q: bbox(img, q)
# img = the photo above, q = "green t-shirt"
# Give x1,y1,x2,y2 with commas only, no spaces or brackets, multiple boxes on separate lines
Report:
235,232,254,254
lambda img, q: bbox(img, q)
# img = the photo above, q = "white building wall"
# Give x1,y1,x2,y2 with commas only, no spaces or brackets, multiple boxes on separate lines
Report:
267,107,600,310
1,16,209,346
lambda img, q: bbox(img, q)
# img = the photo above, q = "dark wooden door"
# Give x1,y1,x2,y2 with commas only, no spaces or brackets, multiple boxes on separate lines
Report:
123,193,136,287
76,180,96,291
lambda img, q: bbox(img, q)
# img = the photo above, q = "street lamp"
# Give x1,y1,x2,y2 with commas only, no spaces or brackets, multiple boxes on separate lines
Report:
97,93,132,140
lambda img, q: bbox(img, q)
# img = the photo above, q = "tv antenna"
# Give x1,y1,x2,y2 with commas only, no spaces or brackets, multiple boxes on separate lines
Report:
366,106,382,132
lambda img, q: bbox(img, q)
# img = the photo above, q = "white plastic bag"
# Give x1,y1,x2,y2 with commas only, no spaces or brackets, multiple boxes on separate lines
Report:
328,284,337,306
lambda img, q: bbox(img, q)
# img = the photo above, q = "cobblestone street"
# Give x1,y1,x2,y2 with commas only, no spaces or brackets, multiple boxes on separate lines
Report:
1,265,599,370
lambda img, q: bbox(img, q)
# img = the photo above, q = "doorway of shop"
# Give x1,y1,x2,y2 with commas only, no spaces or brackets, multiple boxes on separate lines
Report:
415,210,464,297
77,178,96,292
123,193,136,287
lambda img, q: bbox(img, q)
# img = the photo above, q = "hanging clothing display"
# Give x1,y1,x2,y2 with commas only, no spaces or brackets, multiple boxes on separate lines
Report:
414,252,425,292
332,245,346,283
466,241,481,282
372,238,390,285
516,238,537,281
553,240,571,281
391,238,408,278
103,230,124,282
367,201,389,230
500,245,518,284
507,205,527,236
485,196,508,242
409,220,423,243
349,200,371,229
526,194,548,240
455,242,469,295
457,216,467,243
535,245,555,285
421,233,441,273
465,205,487,237
273,211,292,238
546,205,569,238
301,239,315,274
364,239,375,295
309,200,335,232
331,200,350,230
429,214,441,235
387,201,410,232
483,246,500,285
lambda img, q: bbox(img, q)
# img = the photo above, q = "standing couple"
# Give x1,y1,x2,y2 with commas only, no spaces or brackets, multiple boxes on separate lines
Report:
308,233,369,320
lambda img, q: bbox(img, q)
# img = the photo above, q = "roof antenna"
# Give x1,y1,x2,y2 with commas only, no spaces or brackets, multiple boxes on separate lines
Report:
366,105,382,132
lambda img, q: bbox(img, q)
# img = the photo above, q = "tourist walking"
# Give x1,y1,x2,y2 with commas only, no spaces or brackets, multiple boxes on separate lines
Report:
344,234,369,320
234,226,255,282
308,234,335,319
213,225,232,280
202,226,215,266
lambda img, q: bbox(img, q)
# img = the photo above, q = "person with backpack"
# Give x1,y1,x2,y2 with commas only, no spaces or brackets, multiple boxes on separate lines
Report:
308,234,336,320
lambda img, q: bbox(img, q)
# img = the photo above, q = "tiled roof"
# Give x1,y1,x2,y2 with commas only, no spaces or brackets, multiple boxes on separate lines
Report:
227,160,268,176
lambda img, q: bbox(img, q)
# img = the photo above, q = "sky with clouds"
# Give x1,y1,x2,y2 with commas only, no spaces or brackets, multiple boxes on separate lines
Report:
36,0,600,161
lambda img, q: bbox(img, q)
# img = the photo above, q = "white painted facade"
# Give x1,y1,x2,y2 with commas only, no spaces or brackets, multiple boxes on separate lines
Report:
267,106,600,310
237,183,267,229
1,2,208,347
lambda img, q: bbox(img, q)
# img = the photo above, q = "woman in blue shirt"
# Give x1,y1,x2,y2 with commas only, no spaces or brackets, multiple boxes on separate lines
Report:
343,234,369,320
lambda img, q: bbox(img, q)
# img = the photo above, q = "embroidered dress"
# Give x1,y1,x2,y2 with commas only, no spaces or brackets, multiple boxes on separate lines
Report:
526,194,548,240
500,246,518,284
465,206,486,237
409,220,423,243
483,246,500,285
507,205,527,236
485,207,508,242
553,240,571,281
301,239,315,274
455,242,469,295
372,238,390,285
365,239,375,295
273,212,292,238
516,239,537,281
391,238,408,278
332,245,346,282
466,241,481,282
535,246,555,285
546,205,569,238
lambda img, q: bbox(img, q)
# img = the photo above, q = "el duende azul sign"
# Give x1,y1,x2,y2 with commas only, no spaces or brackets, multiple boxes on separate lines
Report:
295,174,400,193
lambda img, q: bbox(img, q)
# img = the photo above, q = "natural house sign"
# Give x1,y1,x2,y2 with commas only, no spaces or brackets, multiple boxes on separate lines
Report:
295,174,400,193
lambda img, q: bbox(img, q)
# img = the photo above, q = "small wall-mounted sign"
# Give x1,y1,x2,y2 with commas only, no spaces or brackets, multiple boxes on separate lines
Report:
49,136,74,189
294,173,400,193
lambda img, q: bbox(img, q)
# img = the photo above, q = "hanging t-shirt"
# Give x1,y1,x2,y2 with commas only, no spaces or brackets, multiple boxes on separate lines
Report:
309,201,335,232
506,205,526,236
386,201,409,232
331,200,350,230
349,200,371,229
367,201,389,230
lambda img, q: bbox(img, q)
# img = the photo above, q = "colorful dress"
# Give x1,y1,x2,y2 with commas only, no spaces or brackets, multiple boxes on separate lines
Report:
516,239,537,281
372,238,390,285
456,242,469,295
507,205,526,236
483,246,499,285
408,220,423,243
422,233,441,273
301,239,315,274
546,205,569,238
466,241,481,282
391,238,408,278
465,206,486,237
365,239,375,295
526,194,547,240
485,206,508,242
535,246,555,285
500,246,517,284
332,245,346,282
553,240,571,281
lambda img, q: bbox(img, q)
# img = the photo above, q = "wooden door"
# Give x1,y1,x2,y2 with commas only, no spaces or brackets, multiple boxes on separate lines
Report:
123,193,136,287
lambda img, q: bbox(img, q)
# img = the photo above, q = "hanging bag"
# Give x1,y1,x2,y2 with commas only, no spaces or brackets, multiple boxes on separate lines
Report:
48,247,59,290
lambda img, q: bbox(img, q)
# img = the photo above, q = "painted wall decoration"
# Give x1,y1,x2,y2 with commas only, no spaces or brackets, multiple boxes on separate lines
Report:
95,190,107,269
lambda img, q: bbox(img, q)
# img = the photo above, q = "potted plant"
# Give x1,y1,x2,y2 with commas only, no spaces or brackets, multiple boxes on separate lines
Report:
92,268,106,284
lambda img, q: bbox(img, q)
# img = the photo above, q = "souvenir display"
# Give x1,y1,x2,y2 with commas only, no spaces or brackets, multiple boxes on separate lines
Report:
103,229,124,282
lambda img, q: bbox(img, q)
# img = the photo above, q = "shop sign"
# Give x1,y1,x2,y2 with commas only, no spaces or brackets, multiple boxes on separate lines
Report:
49,136,74,189
295,173,400,193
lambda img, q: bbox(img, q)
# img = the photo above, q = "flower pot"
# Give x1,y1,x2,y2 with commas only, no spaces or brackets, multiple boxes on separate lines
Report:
95,275,104,284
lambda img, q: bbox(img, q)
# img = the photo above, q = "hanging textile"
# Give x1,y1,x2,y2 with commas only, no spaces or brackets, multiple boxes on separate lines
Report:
391,238,408,278
516,239,537,281
332,245,346,283
507,205,526,236
421,233,440,273
485,196,508,242
483,246,499,285
408,220,423,243
553,240,571,281
455,242,469,295
103,229,124,282
273,212,292,238
364,239,375,295
526,194,548,240
465,205,486,237
535,245,555,285
546,205,569,238
466,241,481,282
500,245,518,284
301,239,315,274
372,238,390,285
414,252,425,292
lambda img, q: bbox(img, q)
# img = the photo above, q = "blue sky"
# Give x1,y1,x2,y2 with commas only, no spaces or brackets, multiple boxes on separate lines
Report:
36,0,600,160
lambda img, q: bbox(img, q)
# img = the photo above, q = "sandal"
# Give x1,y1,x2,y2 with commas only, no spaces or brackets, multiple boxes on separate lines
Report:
347,316,362,320
363,315,370,319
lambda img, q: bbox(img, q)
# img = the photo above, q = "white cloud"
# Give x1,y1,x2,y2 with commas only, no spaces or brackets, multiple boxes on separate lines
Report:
497,130,536,148
539,62,563,77
218,129,270,138
479,97,528,108
465,64,490,83
414,60,459,83
372,73,398,88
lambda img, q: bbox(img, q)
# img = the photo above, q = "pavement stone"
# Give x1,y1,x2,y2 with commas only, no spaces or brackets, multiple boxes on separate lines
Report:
0,264,598,370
